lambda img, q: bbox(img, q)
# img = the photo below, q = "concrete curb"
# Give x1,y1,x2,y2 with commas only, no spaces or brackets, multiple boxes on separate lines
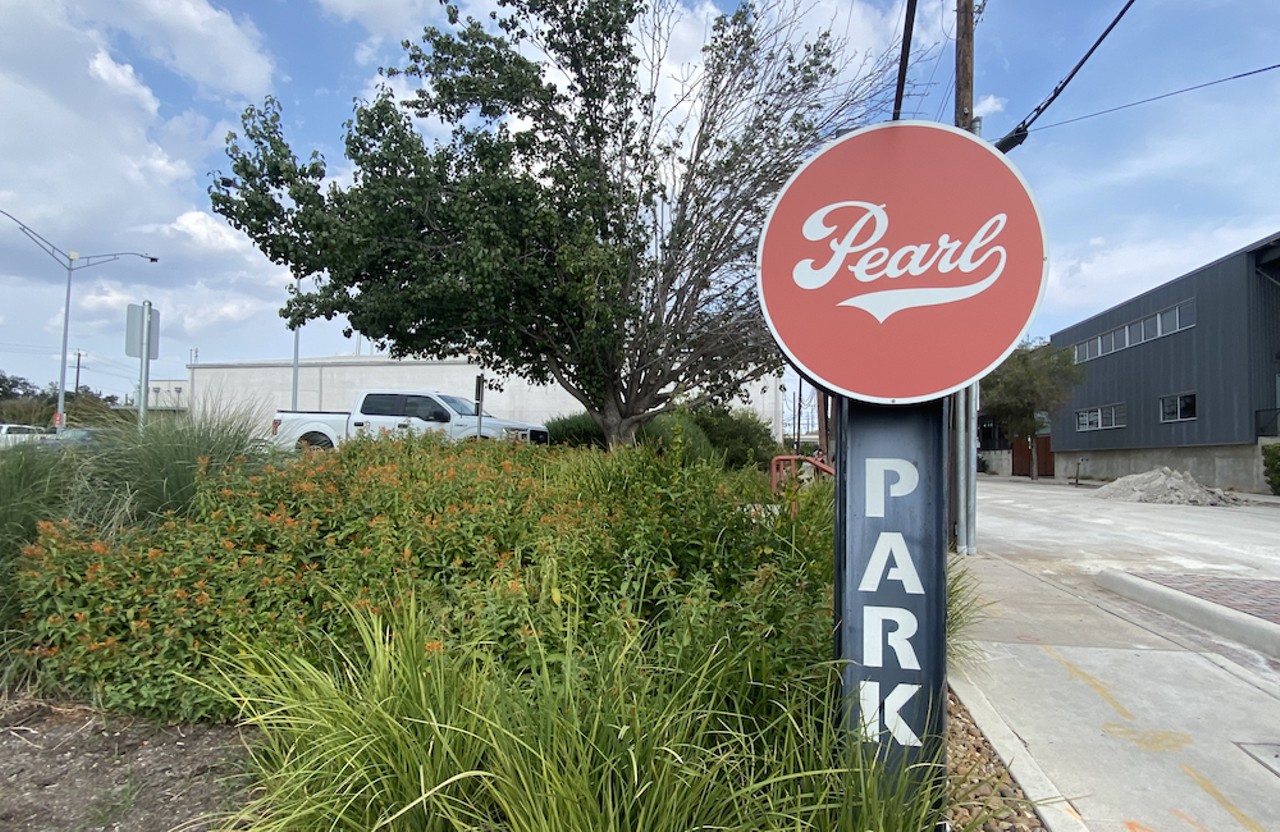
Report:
950,671,1091,832
1094,570,1280,660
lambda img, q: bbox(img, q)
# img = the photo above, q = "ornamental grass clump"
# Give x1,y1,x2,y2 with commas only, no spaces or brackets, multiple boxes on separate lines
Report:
207,595,966,832
59,406,268,533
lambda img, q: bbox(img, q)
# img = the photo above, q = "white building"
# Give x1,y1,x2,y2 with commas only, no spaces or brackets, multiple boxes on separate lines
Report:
184,354,785,439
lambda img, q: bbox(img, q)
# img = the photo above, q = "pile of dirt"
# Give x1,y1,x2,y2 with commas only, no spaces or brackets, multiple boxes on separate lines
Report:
0,692,1045,832
1091,466,1244,506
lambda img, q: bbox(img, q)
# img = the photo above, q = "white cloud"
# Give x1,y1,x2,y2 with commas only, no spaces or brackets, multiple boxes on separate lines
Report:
1034,219,1280,336
354,36,385,67
145,210,258,257
87,0,275,100
76,276,278,338
311,0,468,39
78,280,136,315
88,49,160,115
174,282,278,334
973,93,1005,118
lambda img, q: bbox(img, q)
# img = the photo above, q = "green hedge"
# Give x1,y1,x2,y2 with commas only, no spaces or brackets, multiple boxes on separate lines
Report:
548,406,781,470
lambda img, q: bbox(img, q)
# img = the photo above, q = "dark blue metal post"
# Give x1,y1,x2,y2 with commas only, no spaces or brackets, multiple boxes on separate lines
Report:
834,395,948,774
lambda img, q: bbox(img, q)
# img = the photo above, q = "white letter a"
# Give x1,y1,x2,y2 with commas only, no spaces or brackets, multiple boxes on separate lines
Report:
857,532,924,594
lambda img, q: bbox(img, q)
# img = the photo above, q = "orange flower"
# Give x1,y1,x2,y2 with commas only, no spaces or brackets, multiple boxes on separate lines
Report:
425,640,444,654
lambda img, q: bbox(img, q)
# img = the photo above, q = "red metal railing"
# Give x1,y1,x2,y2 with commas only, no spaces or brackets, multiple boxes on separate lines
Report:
770,454,835,494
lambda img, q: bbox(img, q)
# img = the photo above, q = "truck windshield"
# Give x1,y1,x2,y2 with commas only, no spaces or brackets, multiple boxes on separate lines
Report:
439,394,491,418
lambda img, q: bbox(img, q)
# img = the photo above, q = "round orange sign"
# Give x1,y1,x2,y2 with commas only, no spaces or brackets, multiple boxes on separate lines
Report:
758,120,1047,403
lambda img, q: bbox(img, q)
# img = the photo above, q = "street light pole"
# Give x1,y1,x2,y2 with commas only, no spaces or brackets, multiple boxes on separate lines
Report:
0,209,158,433
291,275,301,410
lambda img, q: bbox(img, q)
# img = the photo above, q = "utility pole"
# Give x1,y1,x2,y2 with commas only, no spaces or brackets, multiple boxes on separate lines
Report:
73,351,83,395
953,0,977,555
955,0,974,132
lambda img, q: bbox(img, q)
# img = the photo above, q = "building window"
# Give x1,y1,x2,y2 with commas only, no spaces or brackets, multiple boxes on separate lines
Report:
1076,403,1127,431
1159,393,1196,423
1073,299,1196,362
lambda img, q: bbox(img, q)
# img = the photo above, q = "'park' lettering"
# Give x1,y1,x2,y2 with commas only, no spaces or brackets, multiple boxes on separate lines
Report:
857,680,923,747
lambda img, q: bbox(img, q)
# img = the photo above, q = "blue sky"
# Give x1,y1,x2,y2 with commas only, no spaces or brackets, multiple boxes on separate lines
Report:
1,0,1278,401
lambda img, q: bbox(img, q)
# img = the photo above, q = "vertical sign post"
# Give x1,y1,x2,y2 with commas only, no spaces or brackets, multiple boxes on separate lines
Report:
126,302,160,426
834,397,948,770
758,121,1046,783
475,374,485,438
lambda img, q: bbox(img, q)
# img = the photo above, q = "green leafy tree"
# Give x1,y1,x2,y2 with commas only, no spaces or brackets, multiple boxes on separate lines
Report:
981,340,1084,479
0,371,38,401
211,0,899,447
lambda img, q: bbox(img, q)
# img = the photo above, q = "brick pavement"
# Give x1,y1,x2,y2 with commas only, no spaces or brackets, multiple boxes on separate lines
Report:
1133,573,1280,625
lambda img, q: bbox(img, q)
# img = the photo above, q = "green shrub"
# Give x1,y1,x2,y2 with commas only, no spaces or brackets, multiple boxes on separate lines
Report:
0,445,72,641
17,436,831,720
17,431,985,738
690,404,781,469
0,398,52,428
1264,443,1280,496
545,410,605,448
636,412,718,465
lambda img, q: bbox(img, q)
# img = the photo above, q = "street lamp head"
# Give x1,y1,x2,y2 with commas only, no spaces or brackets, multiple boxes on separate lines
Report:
68,251,80,261
147,256,159,263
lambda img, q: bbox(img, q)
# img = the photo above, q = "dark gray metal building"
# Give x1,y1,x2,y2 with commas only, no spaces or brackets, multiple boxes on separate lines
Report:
1048,233,1280,491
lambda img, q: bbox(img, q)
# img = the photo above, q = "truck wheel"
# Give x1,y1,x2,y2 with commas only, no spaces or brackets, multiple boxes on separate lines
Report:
298,432,334,450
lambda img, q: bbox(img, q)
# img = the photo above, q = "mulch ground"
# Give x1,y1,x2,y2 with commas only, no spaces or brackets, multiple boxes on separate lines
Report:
0,691,1045,832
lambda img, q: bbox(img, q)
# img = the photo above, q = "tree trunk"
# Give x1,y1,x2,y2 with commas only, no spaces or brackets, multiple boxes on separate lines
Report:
1028,435,1039,481
595,397,642,449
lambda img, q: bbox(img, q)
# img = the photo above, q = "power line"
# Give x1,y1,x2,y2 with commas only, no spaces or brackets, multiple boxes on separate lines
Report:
994,0,1138,152
892,0,921,120
1026,62,1280,134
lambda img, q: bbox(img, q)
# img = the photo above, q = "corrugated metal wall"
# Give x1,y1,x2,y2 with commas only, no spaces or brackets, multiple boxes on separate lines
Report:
1050,246,1257,452
1248,259,1280,430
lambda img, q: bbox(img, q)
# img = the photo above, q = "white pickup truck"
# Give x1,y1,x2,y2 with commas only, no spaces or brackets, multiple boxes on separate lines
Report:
270,390,550,450
0,424,49,449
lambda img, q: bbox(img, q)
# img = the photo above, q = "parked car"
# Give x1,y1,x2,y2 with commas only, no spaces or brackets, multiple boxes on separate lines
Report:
271,390,550,450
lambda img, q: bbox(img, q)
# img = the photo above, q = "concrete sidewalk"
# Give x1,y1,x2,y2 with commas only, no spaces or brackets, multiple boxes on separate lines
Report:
954,480,1280,832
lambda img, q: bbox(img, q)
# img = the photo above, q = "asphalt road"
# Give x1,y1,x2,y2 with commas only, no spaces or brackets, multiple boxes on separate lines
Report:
974,477,1280,583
